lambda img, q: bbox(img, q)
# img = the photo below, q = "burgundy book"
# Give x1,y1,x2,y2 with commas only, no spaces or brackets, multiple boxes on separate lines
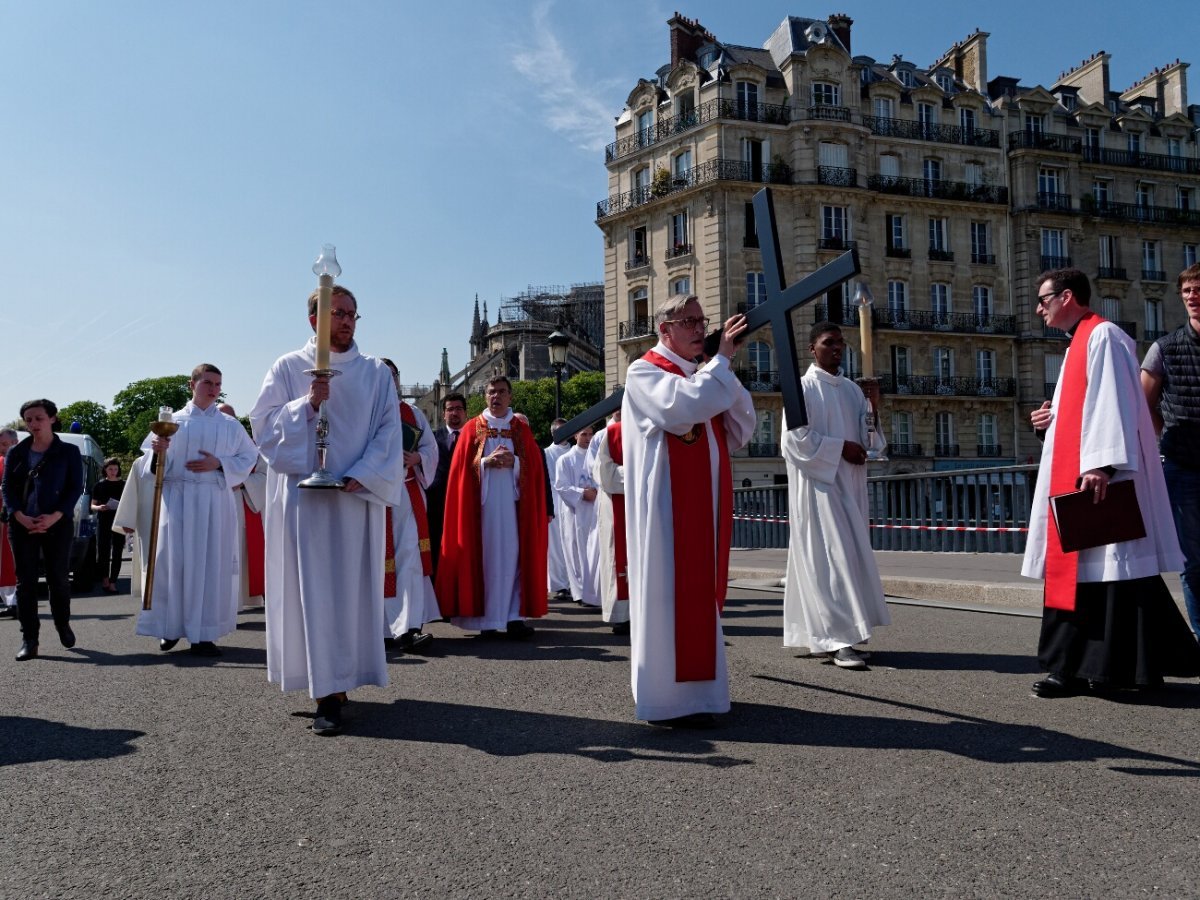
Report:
1050,479,1146,553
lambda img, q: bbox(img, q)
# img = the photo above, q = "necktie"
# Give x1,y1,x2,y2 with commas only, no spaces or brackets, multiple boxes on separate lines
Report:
450,430,458,449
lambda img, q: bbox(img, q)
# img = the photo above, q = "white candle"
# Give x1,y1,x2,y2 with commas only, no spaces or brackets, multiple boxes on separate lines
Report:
855,282,875,379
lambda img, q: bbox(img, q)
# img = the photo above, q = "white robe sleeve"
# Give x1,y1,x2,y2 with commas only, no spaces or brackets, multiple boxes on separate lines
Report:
592,431,624,495
240,460,267,514
1080,326,1141,475
343,369,404,506
625,354,752,438
410,405,439,490
250,363,318,476
216,420,262,490
555,452,583,509
781,412,843,487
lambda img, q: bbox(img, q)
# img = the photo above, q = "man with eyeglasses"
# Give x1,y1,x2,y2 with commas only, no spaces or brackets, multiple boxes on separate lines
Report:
621,295,755,727
250,285,404,735
435,375,549,639
1141,262,1200,638
1021,268,1199,699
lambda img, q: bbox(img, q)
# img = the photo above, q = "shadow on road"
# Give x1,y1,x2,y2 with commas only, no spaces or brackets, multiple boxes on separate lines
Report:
753,675,1200,775
0,716,143,767
864,649,1041,674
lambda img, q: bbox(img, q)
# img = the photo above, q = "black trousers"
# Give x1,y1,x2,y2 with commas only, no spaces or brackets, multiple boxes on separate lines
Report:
9,517,73,644
97,513,122,582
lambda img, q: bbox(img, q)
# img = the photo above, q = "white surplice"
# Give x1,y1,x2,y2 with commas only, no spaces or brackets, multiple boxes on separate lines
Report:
544,440,572,593
250,337,403,698
451,408,523,631
385,402,442,636
554,445,601,607
1022,321,1182,582
622,342,755,721
781,365,890,652
112,453,153,602
134,401,259,643
591,423,629,625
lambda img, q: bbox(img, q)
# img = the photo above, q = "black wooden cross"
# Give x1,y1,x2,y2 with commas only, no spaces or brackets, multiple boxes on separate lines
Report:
551,187,860,443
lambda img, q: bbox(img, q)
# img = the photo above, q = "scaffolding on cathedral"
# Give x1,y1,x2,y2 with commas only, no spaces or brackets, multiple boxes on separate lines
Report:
496,282,605,350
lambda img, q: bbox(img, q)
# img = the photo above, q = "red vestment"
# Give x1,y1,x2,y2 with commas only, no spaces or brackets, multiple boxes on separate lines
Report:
0,457,14,589
435,412,548,619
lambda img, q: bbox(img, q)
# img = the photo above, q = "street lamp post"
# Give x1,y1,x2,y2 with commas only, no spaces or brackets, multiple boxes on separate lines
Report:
547,330,570,420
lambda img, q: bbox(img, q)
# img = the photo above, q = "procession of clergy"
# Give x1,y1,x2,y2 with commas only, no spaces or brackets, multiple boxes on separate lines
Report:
90,271,1200,734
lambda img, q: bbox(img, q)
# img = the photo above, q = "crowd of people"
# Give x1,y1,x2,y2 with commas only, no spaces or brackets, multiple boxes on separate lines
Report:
3,266,1200,734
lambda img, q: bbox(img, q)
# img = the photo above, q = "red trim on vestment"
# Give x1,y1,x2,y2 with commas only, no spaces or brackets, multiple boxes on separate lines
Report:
242,500,264,599
642,350,733,682
400,403,433,576
0,459,14,587
1044,311,1104,612
607,423,629,602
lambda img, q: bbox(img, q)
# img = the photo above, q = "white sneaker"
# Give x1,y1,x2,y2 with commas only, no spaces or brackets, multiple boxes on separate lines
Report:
832,647,867,669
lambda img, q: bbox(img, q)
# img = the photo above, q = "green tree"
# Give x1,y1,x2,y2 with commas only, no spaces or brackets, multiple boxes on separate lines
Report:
111,375,192,451
57,400,118,452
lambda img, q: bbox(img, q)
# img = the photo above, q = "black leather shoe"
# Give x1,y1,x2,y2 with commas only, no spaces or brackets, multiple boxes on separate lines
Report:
189,641,222,657
398,630,433,653
612,621,630,636
506,620,535,639
159,638,180,652
312,695,343,736
1031,673,1085,698
57,625,76,649
0,606,17,618
15,641,38,661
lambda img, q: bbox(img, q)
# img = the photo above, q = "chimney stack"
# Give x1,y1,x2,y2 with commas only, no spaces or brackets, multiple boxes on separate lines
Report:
828,13,853,54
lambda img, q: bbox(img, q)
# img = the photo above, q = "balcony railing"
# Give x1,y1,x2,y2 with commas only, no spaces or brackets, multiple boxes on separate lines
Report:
928,248,954,262
935,444,960,457
1041,255,1072,270
598,157,792,218
869,307,1017,335
862,115,1000,148
1143,269,1168,282
1008,132,1083,153
1090,202,1200,227
886,246,911,258
1043,323,1069,339
735,369,781,392
817,165,858,187
625,256,649,272
879,374,1017,397
1036,192,1073,212
977,444,1003,456
747,442,780,458
806,104,852,122
867,174,1008,204
604,98,791,162
1082,146,1200,175
667,243,692,259
889,443,924,458
971,253,996,265
1097,267,1128,280
618,318,654,341
818,236,856,251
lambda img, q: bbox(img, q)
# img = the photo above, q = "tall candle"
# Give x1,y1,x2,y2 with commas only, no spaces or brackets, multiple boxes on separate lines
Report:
856,283,875,379
315,273,333,371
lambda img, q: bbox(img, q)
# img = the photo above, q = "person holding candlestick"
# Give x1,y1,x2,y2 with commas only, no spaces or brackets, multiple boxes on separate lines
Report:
780,322,890,670
250,284,403,736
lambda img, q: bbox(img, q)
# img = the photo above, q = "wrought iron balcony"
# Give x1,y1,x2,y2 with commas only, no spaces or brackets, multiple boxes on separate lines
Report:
878,374,1017,397
625,256,649,272
867,174,1007,204
806,104,852,122
604,98,792,163
1089,202,1200,227
1097,267,1128,280
977,443,1003,456
618,318,654,341
971,253,996,265
862,115,1000,148
1007,132,1083,153
811,302,861,327
886,246,911,258
747,442,780,458
870,307,1016,335
598,157,792,219
935,443,960,457
1142,269,1168,282
1040,255,1072,270
928,248,954,262
667,243,693,259
1043,323,1069,339
735,369,781,392
818,236,856,252
817,165,858,187
1081,145,1200,175
889,443,924,458
1037,192,1073,212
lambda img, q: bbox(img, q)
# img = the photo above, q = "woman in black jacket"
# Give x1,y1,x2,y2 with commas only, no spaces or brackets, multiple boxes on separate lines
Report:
0,399,83,661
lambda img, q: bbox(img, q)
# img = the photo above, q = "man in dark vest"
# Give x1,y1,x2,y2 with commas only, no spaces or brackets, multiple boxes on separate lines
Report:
1142,261,1200,638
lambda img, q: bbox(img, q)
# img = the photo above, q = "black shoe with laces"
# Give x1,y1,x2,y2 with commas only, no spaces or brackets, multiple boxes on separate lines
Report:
312,696,343,736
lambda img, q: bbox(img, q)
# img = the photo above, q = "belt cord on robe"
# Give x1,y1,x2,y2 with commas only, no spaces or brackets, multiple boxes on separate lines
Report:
642,350,733,682
607,422,629,602
400,403,433,576
1044,310,1103,612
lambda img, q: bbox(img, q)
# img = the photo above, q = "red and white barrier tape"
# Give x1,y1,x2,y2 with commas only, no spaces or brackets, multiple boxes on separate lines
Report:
733,515,1027,534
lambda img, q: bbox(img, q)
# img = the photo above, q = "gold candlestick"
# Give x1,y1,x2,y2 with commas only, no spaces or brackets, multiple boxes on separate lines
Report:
142,408,179,610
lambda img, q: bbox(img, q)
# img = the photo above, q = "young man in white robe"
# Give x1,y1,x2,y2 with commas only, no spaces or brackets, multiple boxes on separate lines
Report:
1022,267,1200,697
554,424,601,608
135,365,260,656
379,359,440,653
622,295,755,727
544,418,572,601
591,413,630,634
250,286,403,735
781,322,890,670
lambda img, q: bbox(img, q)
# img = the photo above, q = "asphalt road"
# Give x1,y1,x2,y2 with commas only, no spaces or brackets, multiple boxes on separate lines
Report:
2,578,1198,900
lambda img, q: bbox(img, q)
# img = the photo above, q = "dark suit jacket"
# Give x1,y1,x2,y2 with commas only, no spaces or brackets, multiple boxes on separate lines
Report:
426,426,457,573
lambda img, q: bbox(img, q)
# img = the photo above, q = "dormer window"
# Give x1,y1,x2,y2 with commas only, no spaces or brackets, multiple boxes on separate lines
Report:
935,73,953,94
1061,93,1077,111
897,69,913,87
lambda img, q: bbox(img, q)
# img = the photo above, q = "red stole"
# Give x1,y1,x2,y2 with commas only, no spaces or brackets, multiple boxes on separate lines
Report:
0,458,14,588
642,350,733,682
606,423,629,602
400,403,433,576
242,498,265,599
1044,311,1104,611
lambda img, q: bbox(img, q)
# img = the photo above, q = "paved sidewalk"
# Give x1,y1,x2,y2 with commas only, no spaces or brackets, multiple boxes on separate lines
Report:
729,547,1186,611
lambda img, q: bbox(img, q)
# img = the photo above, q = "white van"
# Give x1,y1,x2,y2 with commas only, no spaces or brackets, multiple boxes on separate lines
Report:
57,432,107,591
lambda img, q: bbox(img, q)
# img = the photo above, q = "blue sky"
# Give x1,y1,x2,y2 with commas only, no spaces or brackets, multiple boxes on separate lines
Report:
1,0,1192,425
